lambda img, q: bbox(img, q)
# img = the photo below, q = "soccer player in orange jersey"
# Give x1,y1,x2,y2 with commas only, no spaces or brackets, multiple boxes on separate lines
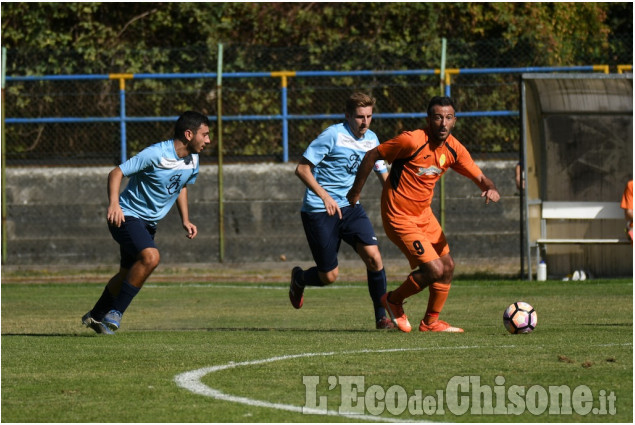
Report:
347,96,500,333
621,180,633,242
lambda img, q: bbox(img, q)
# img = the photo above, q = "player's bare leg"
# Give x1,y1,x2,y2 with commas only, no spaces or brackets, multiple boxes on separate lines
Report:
318,267,338,285
104,269,127,296
124,247,160,289
357,244,383,272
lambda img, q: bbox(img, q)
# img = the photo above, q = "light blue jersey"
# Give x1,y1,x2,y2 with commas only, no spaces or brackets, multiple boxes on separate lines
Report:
118,140,199,225
301,122,386,213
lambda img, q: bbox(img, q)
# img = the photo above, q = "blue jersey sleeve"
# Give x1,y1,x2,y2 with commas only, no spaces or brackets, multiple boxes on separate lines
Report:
303,127,336,166
119,144,161,177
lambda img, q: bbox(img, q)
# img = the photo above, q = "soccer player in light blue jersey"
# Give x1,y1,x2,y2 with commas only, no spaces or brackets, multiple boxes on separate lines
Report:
82,111,211,334
289,92,394,329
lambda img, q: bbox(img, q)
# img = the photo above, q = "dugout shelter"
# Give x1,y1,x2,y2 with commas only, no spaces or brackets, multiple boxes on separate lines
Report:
521,73,633,280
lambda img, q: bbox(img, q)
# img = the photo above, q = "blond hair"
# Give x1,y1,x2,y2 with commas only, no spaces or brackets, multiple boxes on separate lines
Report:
345,92,376,116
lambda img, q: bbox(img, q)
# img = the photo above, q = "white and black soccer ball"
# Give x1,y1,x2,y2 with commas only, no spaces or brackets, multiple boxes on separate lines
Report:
503,301,537,334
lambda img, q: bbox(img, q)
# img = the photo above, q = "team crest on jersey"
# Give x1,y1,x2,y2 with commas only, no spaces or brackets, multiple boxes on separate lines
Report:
416,166,443,176
345,153,362,175
439,154,446,167
166,174,183,195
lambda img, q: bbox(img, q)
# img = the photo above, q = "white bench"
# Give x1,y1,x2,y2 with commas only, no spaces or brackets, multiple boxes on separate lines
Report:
535,201,631,268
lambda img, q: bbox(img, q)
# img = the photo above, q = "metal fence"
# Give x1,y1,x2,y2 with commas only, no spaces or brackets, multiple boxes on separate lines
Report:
3,64,622,167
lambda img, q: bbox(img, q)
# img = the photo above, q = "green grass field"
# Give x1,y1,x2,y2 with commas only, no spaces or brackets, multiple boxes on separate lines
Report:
1,277,632,422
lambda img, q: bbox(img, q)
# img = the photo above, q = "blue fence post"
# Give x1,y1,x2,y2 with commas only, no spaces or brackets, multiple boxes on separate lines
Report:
120,85,126,164
272,72,295,163
110,74,133,164
280,79,288,163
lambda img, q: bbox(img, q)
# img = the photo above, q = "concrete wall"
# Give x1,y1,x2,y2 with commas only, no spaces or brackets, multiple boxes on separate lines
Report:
5,161,527,275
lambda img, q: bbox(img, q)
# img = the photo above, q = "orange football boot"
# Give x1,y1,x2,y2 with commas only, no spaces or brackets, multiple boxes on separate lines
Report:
418,319,464,333
381,292,411,333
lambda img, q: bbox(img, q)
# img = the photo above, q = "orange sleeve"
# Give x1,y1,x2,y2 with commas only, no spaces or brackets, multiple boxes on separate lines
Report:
448,139,483,180
378,131,421,164
621,180,633,210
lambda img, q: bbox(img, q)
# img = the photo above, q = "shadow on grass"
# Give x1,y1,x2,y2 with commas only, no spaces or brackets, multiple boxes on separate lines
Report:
2,333,103,337
2,327,401,336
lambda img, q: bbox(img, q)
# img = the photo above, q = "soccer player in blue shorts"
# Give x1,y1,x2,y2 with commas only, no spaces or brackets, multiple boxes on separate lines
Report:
82,111,211,334
289,92,394,329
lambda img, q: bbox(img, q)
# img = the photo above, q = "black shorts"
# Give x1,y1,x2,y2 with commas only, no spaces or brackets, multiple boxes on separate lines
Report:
108,216,157,269
301,204,378,273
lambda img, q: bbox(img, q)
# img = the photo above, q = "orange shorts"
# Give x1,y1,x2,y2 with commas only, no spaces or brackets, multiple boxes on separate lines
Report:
382,206,449,269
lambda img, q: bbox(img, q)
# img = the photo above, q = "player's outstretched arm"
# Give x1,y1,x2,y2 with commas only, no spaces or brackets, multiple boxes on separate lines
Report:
177,186,197,239
107,167,125,227
474,174,500,204
347,147,382,206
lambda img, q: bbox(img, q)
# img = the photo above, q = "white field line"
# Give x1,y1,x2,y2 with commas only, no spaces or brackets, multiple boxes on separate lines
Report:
174,343,632,423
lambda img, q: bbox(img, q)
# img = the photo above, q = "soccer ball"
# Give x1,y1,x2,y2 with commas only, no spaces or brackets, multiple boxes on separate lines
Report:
503,301,537,334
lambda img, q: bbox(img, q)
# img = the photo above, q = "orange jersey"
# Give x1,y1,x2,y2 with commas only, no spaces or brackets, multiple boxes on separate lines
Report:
378,129,483,216
622,180,633,239
378,129,483,267
621,180,632,211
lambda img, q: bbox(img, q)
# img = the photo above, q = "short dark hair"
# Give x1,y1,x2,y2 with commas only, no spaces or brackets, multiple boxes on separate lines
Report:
427,96,456,116
173,111,210,141
345,92,376,116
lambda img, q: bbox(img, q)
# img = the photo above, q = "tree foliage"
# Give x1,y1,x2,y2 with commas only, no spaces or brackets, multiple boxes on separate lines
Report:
2,2,631,74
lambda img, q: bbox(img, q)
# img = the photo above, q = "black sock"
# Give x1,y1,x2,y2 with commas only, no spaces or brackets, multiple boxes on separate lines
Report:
302,267,327,287
90,286,115,321
111,281,141,314
367,268,387,322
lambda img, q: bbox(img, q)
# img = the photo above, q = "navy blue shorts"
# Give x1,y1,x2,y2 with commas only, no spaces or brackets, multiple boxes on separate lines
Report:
108,216,157,269
301,204,378,273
